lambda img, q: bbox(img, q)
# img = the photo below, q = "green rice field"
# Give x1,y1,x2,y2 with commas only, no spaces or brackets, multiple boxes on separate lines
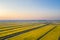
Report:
0,21,60,40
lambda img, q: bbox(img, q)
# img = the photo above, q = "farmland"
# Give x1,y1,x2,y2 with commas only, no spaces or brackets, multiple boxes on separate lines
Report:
0,20,60,40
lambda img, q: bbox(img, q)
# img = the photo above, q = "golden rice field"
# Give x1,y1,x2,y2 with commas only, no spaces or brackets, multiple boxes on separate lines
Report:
0,22,60,40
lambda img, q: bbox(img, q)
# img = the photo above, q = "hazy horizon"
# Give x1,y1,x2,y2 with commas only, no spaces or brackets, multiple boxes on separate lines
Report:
0,0,60,20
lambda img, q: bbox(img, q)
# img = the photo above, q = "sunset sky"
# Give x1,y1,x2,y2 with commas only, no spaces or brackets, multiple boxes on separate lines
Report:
0,0,60,20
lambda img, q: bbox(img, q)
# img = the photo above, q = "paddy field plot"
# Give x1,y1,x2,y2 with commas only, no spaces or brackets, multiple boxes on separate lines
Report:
0,22,60,40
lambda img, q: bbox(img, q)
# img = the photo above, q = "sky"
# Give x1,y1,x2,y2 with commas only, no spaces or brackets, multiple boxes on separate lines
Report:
0,0,60,20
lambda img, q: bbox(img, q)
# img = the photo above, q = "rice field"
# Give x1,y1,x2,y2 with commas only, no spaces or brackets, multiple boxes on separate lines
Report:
0,22,60,40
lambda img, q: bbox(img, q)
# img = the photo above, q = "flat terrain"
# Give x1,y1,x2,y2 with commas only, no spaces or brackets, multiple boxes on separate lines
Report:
0,22,60,40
